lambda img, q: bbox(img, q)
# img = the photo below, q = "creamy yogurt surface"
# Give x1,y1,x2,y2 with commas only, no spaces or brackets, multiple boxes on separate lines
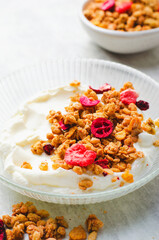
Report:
0,85,159,194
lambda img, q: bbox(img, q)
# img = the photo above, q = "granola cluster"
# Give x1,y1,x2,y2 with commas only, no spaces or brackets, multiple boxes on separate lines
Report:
83,0,159,32
20,81,159,190
1,202,103,240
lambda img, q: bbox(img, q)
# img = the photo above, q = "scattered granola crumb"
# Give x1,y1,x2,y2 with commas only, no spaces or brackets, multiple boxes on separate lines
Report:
120,181,125,187
86,214,104,233
79,179,93,190
21,162,32,170
122,170,134,183
153,140,159,147
69,225,87,240
1,202,105,240
70,80,81,87
88,231,97,240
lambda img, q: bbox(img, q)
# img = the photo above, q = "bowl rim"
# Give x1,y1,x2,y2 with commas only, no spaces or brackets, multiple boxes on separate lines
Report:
0,58,159,200
79,0,159,37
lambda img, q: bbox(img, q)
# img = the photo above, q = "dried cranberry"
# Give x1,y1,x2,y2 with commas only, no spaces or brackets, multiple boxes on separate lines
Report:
64,143,97,167
115,2,132,13
80,96,100,107
43,144,54,155
136,100,149,111
101,0,115,11
91,118,113,138
103,172,107,177
120,88,139,105
59,120,70,131
0,219,6,240
95,159,109,169
89,83,111,94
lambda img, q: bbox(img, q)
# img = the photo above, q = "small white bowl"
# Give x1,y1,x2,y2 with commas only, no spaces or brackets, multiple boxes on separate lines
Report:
80,0,159,54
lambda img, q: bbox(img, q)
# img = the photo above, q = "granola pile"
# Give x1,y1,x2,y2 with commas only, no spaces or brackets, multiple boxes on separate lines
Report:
1,201,103,240
21,80,159,190
83,0,159,32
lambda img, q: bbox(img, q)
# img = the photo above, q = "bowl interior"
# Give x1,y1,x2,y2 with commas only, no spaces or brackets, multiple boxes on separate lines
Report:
0,59,159,204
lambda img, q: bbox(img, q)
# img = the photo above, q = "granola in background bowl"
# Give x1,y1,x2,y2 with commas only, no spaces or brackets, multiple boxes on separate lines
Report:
83,0,159,32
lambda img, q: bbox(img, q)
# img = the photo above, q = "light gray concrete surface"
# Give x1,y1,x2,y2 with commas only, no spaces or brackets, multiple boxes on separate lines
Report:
0,0,159,239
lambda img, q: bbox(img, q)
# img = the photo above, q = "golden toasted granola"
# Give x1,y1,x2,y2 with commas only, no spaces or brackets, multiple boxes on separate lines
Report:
86,214,104,233
69,225,87,240
153,140,159,147
83,0,159,32
122,169,134,183
79,179,93,190
142,118,156,135
26,81,153,190
1,201,105,240
70,80,81,87
88,231,98,240
21,162,32,170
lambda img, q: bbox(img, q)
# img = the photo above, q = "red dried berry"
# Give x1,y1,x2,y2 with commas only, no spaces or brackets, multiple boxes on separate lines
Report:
43,144,54,155
0,219,6,240
80,96,100,107
91,118,113,138
115,2,132,13
136,100,149,111
95,159,109,169
89,83,111,94
64,143,97,167
103,172,107,177
120,88,139,105
59,120,70,131
101,0,115,11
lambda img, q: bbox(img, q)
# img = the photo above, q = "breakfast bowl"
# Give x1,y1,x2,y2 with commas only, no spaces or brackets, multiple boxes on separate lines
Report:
79,0,159,54
0,58,159,204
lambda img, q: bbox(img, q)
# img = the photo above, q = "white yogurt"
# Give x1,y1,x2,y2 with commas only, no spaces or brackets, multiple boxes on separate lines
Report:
0,86,158,194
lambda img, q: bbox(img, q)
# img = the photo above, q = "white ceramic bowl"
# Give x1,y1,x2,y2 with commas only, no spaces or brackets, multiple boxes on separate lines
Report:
0,59,159,204
80,0,159,54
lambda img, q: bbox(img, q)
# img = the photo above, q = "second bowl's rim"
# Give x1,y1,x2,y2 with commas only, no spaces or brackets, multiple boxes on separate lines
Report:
79,0,159,37
0,58,159,200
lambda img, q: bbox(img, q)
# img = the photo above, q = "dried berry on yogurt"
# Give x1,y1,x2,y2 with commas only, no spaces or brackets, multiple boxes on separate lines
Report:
59,120,70,131
43,144,54,155
0,219,6,240
120,88,139,105
136,100,149,111
95,159,109,169
64,143,97,167
80,96,100,107
115,2,132,13
101,0,115,11
89,83,111,94
91,118,113,138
